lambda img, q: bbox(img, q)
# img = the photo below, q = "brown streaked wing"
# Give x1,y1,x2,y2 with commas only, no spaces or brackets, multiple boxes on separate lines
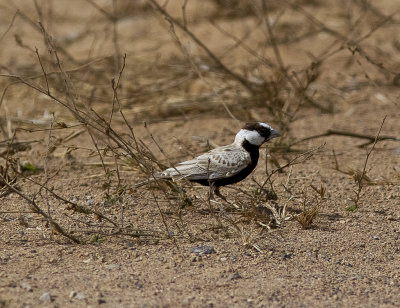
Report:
168,145,251,181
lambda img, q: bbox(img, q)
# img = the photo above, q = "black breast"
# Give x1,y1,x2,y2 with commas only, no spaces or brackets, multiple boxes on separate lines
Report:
192,140,260,187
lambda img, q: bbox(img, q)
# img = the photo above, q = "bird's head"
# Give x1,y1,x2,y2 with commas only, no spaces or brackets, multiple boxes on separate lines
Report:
234,122,281,146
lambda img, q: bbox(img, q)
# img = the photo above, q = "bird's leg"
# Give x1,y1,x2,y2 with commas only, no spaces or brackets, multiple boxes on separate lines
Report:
208,183,223,207
215,186,240,209
214,186,227,203
208,183,216,201
209,184,239,209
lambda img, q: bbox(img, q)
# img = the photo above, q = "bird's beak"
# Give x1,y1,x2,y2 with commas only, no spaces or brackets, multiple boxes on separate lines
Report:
270,129,281,139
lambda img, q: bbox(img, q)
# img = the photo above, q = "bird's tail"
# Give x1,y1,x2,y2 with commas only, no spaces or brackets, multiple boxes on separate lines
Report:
135,173,168,188
135,167,190,188
135,178,155,188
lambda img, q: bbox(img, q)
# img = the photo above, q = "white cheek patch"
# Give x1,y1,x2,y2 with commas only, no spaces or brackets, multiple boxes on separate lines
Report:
235,129,265,146
245,130,265,145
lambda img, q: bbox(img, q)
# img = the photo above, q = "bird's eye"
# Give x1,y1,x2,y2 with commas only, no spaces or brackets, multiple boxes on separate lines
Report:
259,128,270,138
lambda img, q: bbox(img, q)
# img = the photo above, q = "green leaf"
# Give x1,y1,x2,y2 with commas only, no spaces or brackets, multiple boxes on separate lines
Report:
345,204,358,212
20,161,36,172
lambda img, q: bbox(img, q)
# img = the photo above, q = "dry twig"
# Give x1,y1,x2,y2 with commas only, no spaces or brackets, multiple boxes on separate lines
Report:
292,129,398,148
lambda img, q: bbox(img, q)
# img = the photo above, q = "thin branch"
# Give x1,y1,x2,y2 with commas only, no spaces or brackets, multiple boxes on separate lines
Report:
12,9,78,64
35,47,50,95
0,9,18,42
210,20,274,68
351,116,387,209
260,1,285,72
147,0,255,93
256,143,325,202
360,116,386,183
43,114,55,216
181,0,189,29
9,164,121,229
291,129,399,148
112,0,121,72
166,21,240,124
84,0,114,19
0,172,81,244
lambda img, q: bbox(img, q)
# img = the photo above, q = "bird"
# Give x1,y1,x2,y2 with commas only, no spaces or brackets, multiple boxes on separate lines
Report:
136,122,281,201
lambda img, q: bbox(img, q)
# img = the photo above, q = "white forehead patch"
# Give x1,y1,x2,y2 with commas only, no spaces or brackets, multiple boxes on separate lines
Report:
259,122,271,129
234,129,265,146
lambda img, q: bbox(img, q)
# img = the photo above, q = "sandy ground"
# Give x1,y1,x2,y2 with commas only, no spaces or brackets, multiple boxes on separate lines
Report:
1,1,400,307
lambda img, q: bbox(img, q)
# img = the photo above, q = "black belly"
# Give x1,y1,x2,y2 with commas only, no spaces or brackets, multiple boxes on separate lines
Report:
191,140,260,187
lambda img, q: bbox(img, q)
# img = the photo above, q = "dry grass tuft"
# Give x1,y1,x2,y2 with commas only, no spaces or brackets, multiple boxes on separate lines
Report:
296,185,326,229
296,205,320,229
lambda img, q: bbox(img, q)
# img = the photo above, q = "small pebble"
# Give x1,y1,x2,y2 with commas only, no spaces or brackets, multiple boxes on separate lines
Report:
230,272,242,280
39,292,52,303
21,282,32,292
283,253,292,260
86,195,94,206
107,264,119,270
190,245,216,256
76,293,86,301
69,291,77,298
101,200,110,207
